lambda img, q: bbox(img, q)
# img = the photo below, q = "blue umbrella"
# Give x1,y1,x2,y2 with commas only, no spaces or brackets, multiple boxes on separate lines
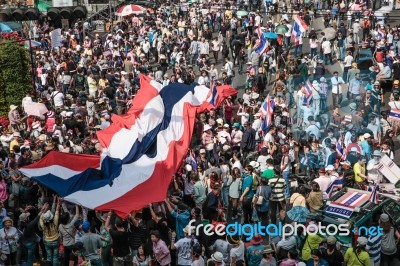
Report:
287,206,310,223
0,23,12,33
264,32,278,39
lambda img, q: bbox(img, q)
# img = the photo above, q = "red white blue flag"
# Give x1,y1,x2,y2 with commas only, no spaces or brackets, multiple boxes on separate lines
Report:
291,15,308,45
21,75,236,217
261,96,275,132
389,109,400,122
368,184,380,204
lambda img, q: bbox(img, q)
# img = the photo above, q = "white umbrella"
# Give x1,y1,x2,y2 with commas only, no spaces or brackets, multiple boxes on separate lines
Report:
24,102,48,117
322,27,337,40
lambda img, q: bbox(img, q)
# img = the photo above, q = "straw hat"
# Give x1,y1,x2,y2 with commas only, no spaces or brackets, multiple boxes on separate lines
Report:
9,105,18,111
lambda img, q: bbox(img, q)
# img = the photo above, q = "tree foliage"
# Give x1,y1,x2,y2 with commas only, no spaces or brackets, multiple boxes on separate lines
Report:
0,39,32,116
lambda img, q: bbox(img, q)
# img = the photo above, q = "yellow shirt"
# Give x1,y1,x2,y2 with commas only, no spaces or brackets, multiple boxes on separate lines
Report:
10,139,19,153
353,162,365,183
39,210,60,242
302,234,323,260
344,248,370,266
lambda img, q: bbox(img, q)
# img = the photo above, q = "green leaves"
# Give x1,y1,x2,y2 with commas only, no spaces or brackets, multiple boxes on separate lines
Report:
0,40,31,115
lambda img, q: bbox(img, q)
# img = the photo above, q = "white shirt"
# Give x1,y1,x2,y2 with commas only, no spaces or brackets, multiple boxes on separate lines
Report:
321,40,332,54
51,91,65,107
344,55,354,67
331,76,345,94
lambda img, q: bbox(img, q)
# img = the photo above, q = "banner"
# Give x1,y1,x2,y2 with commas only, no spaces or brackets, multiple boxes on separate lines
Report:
52,0,72,7
50,28,62,49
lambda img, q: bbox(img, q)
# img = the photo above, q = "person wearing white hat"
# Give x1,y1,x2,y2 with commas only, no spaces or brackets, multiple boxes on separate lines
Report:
209,251,225,266
171,225,199,266
202,124,214,152
344,236,370,266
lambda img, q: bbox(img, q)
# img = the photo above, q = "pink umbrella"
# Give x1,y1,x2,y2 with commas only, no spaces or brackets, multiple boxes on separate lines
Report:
116,4,146,16
24,102,48,117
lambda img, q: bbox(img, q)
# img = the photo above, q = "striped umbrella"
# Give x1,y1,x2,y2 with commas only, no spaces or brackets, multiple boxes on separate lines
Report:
116,4,146,16
23,40,41,48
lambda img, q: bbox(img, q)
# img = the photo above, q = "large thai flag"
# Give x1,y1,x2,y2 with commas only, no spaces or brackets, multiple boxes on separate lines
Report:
291,15,308,45
20,75,236,217
326,176,344,198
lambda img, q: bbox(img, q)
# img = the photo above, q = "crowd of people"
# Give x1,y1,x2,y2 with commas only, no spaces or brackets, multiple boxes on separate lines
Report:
1,0,400,265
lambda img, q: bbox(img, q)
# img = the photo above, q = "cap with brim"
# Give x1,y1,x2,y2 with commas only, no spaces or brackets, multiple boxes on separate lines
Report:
364,133,372,139
357,236,368,246
249,234,263,245
261,169,275,179
380,213,389,222
200,149,206,154
327,236,337,245
233,122,240,128
223,124,230,128
203,124,212,131
249,161,260,168
349,103,357,110
340,161,351,166
325,165,334,171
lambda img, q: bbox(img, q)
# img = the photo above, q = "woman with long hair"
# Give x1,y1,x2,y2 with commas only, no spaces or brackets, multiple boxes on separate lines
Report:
228,167,242,220
132,244,151,266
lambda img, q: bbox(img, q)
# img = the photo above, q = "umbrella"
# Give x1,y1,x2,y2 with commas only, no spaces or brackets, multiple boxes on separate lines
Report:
116,4,146,16
0,23,12,33
286,206,310,223
236,10,248,17
23,40,41,49
24,102,48,117
322,27,337,40
275,24,288,35
264,32,278,39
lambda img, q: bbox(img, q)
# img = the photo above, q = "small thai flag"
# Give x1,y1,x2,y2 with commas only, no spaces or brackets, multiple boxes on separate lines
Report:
344,115,352,122
254,26,268,55
377,28,385,39
206,79,218,107
336,142,344,157
188,149,197,172
326,177,344,198
261,96,275,132
369,184,380,204
300,156,308,166
389,109,400,122
291,15,308,45
302,80,313,106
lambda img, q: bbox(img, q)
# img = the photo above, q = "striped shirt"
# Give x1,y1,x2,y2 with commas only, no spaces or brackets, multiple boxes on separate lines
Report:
367,233,382,264
268,176,286,202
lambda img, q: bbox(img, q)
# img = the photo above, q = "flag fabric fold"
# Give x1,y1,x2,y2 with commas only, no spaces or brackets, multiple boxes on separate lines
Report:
326,176,344,198
21,75,236,217
291,15,308,45
254,26,269,55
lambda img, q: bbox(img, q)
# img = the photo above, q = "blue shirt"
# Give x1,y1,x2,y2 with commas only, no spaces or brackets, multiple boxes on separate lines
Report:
360,140,372,159
242,174,254,198
367,233,382,264
306,258,329,266
171,210,190,241
246,244,265,266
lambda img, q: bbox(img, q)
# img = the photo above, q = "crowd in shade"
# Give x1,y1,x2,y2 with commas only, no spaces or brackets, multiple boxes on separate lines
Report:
0,0,400,265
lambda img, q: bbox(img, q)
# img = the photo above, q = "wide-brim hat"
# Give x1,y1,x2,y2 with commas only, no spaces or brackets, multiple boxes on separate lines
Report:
226,234,241,245
211,252,224,262
9,105,18,111
2,217,12,225
249,234,263,245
